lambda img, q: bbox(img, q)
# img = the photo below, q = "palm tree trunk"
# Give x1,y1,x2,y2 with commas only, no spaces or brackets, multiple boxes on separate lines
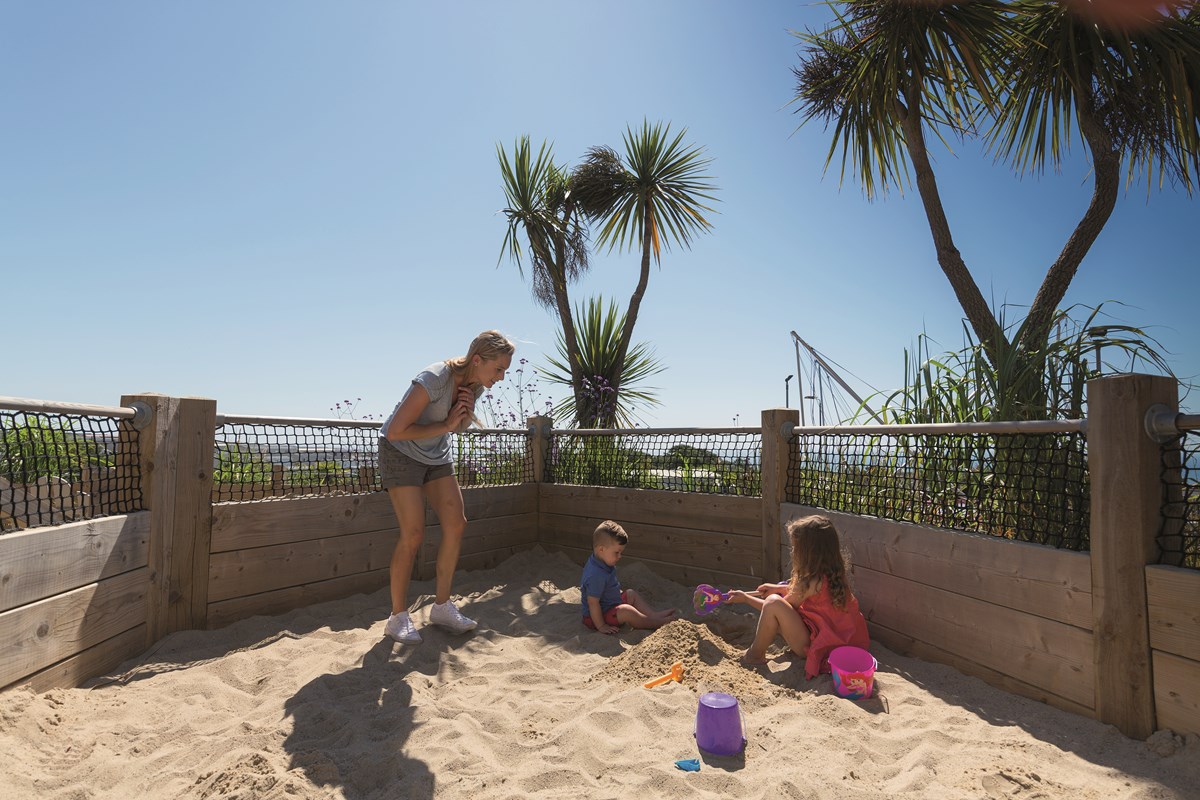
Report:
552,205,587,423
899,91,1007,365
1015,94,1121,357
610,210,654,408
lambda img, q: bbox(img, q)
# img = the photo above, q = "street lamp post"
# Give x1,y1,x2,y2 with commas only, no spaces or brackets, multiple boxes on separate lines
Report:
785,374,794,407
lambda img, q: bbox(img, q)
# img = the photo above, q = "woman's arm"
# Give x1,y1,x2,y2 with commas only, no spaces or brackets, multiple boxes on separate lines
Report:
384,385,470,442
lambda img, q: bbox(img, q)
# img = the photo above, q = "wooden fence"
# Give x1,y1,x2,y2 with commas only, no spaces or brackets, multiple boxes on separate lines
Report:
0,377,1197,740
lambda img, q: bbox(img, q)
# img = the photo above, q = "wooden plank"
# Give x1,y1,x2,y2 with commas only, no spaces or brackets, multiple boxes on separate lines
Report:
1152,650,1200,737
211,493,397,552
178,397,217,633
540,511,763,578
128,393,217,639
788,505,1094,630
539,484,761,536
0,513,149,613
207,569,389,629
1147,564,1200,663
209,485,535,553
855,565,1094,708
1087,375,1173,739
208,529,398,603
462,484,538,520
415,513,538,570
456,513,537,557
869,621,1095,719
761,409,796,586
457,547,536,575
540,544,760,591
0,568,148,689
16,624,148,693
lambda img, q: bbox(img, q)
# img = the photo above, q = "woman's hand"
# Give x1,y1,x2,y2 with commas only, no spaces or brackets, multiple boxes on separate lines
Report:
446,400,471,431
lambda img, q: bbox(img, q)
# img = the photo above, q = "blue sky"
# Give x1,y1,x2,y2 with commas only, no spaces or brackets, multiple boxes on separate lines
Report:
3,1,1196,425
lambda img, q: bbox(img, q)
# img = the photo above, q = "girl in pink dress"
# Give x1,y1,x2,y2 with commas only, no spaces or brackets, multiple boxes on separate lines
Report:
729,514,869,679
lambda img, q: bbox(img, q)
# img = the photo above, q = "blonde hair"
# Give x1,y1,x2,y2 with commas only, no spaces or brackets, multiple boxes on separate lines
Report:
593,520,628,548
447,330,516,378
787,515,852,610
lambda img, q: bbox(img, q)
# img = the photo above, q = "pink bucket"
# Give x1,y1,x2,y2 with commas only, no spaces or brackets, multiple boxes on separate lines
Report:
828,646,877,699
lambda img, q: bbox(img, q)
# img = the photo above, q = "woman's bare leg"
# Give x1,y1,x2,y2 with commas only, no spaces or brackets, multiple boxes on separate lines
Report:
423,475,466,604
386,486,427,614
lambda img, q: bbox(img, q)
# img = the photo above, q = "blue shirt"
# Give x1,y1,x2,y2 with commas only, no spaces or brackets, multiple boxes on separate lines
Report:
580,554,622,616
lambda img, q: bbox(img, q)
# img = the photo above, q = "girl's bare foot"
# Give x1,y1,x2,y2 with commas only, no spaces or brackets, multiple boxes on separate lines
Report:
740,650,768,667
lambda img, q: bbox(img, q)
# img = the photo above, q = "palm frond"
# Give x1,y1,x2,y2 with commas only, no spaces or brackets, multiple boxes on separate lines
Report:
993,1,1200,192
496,136,591,309
586,120,719,262
791,0,1011,199
539,296,665,428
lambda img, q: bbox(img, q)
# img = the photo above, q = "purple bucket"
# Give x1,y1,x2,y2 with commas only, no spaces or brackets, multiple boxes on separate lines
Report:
694,692,745,755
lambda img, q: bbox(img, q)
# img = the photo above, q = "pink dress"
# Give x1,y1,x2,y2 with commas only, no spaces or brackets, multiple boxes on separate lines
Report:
794,578,870,679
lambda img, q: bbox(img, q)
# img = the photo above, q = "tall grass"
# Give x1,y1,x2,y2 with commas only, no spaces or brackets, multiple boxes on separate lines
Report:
792,305,1177,548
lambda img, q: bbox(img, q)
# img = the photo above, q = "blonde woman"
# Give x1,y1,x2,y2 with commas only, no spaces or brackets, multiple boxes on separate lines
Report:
378,330,515,643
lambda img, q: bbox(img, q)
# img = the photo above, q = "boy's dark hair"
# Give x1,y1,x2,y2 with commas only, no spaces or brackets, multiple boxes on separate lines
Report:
593,520,628,548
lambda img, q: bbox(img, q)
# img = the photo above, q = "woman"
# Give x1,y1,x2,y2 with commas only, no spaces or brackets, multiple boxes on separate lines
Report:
379,330,515,643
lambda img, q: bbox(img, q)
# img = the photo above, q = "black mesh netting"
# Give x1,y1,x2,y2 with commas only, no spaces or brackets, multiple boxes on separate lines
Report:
1,410,143,531
213,424,533,501
546,431,762,496
786,430,1090,550
1160,430,1200,569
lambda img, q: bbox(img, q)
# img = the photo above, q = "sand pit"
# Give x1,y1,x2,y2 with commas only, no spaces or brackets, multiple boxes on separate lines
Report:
0,547,1196,799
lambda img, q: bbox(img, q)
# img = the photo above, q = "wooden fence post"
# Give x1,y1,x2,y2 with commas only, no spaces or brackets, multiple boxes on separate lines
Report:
761,408,798,582
526,415,551,484
1088,374,1177,739
122,393,217,644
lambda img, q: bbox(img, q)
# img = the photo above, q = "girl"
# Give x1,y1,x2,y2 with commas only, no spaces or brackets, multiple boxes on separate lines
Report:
729,514,869,678
379,330,515,644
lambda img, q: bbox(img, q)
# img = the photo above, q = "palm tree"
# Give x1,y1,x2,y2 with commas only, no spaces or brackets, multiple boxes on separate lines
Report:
571,121,718,414
497,136,590,417
792,1,1199,418
541,296,665,428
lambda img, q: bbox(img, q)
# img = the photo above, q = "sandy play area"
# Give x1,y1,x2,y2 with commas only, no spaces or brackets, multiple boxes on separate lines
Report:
0,548,1196,799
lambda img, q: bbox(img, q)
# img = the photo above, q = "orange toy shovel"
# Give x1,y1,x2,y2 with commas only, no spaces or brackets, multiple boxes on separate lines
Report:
644,661,684,689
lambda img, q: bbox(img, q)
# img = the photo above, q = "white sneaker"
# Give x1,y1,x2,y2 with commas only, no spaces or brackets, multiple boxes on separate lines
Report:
385,611,421,644
429,600,477,634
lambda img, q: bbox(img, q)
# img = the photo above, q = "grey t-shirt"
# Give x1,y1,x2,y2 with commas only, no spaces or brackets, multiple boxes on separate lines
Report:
380,362,481,465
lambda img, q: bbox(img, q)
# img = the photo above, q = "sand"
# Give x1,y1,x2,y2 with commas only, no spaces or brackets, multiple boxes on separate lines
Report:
1,547,1196,799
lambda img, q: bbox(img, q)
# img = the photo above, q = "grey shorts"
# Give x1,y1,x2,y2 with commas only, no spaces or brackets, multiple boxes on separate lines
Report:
378,438,455,489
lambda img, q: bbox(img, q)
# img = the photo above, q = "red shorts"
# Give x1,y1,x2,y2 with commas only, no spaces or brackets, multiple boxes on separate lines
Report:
583,591,628,629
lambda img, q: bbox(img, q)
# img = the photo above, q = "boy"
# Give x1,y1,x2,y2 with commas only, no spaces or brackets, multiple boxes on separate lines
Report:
581,520,676,634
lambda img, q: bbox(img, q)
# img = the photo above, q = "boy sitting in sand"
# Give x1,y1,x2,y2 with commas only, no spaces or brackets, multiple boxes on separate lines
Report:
581,520,676,634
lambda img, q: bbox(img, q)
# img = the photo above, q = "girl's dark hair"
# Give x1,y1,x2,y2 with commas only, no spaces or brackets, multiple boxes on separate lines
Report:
787,514,852,609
